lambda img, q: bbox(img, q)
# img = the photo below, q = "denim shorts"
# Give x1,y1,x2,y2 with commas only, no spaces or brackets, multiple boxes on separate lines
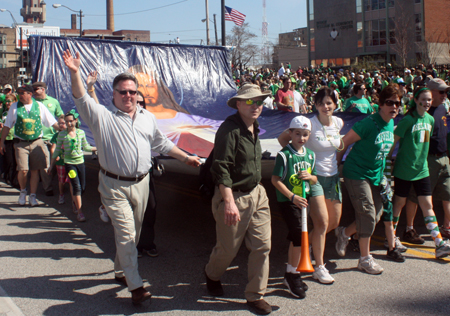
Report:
317,173,342,202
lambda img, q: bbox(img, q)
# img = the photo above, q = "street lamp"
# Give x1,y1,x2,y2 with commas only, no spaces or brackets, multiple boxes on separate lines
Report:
0,9,19,27
52,4,83,37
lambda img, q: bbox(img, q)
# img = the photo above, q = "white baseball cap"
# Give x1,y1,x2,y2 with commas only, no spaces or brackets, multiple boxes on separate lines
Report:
289,116,311,131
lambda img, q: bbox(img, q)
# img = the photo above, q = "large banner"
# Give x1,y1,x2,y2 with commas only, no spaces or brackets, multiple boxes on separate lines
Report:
29,36,399,158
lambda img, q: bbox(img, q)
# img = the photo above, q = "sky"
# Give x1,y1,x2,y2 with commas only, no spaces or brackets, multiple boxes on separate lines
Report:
0,0,307,47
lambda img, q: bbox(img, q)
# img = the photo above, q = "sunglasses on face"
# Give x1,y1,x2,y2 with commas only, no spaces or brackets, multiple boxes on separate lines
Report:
137,101,145,106
115,89,137,96
384,100,401,107
439,91,446,95
245,99,264,106
33,88,41,91
4,100,13,103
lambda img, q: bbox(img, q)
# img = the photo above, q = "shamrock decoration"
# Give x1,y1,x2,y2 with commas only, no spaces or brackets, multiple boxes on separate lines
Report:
69,109,79,119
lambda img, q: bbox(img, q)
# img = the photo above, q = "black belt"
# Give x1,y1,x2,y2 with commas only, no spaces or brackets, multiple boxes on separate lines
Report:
16,137,41,143
429,152,447,158
100,166,148,182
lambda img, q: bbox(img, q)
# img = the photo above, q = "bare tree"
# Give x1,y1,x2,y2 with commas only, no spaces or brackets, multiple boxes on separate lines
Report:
226,23,258,68
392,2,413,67
418,28,450,65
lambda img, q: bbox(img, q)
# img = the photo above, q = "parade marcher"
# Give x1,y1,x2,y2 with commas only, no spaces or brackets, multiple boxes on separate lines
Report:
62,50,201,304
272,116,319,299
32,81,64,196
0,85,59,206
278,87,343,284
336,84,400,274
49,115,69,205
48,110,97,222
390,86,450,259
205,84,272,315
400,79,450,244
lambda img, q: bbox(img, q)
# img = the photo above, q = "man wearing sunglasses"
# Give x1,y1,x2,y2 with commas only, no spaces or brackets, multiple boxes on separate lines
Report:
62,50,201,305
32,82,64,197
205,84,273,315
402,78,450,244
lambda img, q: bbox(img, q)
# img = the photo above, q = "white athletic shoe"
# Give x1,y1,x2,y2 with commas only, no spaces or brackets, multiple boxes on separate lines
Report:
18,190,27,206
313,264,335,284
58,195,65,205
99,205,109,223
29,194,38,207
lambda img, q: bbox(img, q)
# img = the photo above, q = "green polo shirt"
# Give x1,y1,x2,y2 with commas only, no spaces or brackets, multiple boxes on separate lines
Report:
34,95,63,141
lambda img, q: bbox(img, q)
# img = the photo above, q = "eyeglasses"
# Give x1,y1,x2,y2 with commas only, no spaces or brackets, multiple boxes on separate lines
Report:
384,100,401,107
115,89,137,96
137,101,145,106
4,100,13,103
439,91,446,95
245,99,264,106
33,87,41,91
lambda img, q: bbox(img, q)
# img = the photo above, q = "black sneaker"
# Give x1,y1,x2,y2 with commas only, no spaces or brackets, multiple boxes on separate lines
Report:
349,234,360,253
387,247,406,262
205,270,223,296
145,248,159,257
283,272,306,299
402,228,425,244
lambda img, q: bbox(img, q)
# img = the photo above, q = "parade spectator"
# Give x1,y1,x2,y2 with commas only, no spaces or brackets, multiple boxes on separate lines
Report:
62,50,201,304
342,83,373,113
49,115,69,205
1,94,18,188
275,76,294,112
205,84,272,315
0,84,59,206
32,81,64,197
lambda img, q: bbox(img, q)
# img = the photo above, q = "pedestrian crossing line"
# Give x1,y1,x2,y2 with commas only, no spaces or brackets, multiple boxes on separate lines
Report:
371,236,450,262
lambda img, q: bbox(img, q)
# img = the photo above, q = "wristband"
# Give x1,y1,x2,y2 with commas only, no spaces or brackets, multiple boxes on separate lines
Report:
88,87,95,92
291,194,296,203
184,155,189,162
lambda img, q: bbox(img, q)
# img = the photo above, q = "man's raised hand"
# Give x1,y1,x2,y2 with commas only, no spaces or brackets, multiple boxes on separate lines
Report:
63,50,81,73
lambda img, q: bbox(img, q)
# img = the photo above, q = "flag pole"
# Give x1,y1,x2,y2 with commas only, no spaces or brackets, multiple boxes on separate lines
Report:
221,0,226,46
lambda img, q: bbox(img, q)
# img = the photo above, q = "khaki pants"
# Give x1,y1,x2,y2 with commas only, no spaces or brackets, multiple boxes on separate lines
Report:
98,171,149,291
205,184,271,302
39,142,53,192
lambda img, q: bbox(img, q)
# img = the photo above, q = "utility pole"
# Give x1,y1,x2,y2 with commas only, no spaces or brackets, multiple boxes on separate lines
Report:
20,27,23,68
213,14,218,45
221,0,225,46
205,0,210,45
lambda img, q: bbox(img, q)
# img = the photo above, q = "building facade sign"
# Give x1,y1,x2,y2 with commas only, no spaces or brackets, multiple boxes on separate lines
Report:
15,25,60,50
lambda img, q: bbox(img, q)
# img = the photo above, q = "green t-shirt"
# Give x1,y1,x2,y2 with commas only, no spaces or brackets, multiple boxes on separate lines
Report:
34,95,63,141
343,112,394,186
365,77,373,88
393,110,434,181
343,96,373,114
51,132,65,166
273,144,317,202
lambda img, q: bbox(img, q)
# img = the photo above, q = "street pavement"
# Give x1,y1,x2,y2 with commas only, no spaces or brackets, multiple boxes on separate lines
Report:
1,157,450,316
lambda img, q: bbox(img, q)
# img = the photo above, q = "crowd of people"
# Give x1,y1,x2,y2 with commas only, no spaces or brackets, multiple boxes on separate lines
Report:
1,58,450,315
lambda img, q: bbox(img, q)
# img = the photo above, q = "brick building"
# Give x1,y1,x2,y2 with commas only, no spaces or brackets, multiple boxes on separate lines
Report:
306,0,450,67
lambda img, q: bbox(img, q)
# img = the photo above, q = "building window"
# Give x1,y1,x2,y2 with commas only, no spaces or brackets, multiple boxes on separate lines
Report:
310,27,315,52
389,18,395,44
388,0,394,7
415,0,421,3
309,0,314,20
356,0,362,13
364,0,388,11
415,13,422,42
357,22,363,47
365,19,390,46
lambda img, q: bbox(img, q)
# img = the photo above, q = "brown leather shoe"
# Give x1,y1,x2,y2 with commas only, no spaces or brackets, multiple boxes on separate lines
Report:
402,228,425,244
115,276,127,287
246,299,272,315
131,287,152,305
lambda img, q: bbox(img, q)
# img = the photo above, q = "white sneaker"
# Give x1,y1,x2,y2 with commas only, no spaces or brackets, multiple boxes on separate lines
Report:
335,226,350,257
313,264,335,284
58,195,65,205
18,190,27,205
384,237,407,253
99,205,109,223
358,255,384,275
29,194,38,207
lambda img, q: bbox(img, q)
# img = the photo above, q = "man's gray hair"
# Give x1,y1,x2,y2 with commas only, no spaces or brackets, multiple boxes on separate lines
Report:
112,72,139,90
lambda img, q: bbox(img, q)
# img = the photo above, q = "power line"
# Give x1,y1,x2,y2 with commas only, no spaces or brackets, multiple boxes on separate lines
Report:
85,0,189,17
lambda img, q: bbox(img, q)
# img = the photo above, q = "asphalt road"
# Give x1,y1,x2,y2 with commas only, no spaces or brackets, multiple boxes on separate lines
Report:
0,157,449,316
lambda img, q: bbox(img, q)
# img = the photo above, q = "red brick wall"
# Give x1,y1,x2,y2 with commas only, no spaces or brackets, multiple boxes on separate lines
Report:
424,0,450,42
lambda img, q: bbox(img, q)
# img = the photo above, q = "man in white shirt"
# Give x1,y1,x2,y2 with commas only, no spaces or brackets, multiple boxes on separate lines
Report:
0,84,59,206
290,79,306,113
278,64,285,77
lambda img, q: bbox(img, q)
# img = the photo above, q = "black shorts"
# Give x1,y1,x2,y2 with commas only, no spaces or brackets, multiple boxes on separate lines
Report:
278,201,303,247
394,176,432,198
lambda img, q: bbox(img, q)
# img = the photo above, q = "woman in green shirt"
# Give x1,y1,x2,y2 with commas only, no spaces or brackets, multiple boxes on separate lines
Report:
337,84,401,274
391,87,450,259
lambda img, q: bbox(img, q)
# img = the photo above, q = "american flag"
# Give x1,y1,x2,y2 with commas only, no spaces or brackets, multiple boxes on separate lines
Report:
224,6,246,26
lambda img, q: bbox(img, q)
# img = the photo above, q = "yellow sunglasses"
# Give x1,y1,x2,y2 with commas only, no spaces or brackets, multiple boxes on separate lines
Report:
245,99,264,106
